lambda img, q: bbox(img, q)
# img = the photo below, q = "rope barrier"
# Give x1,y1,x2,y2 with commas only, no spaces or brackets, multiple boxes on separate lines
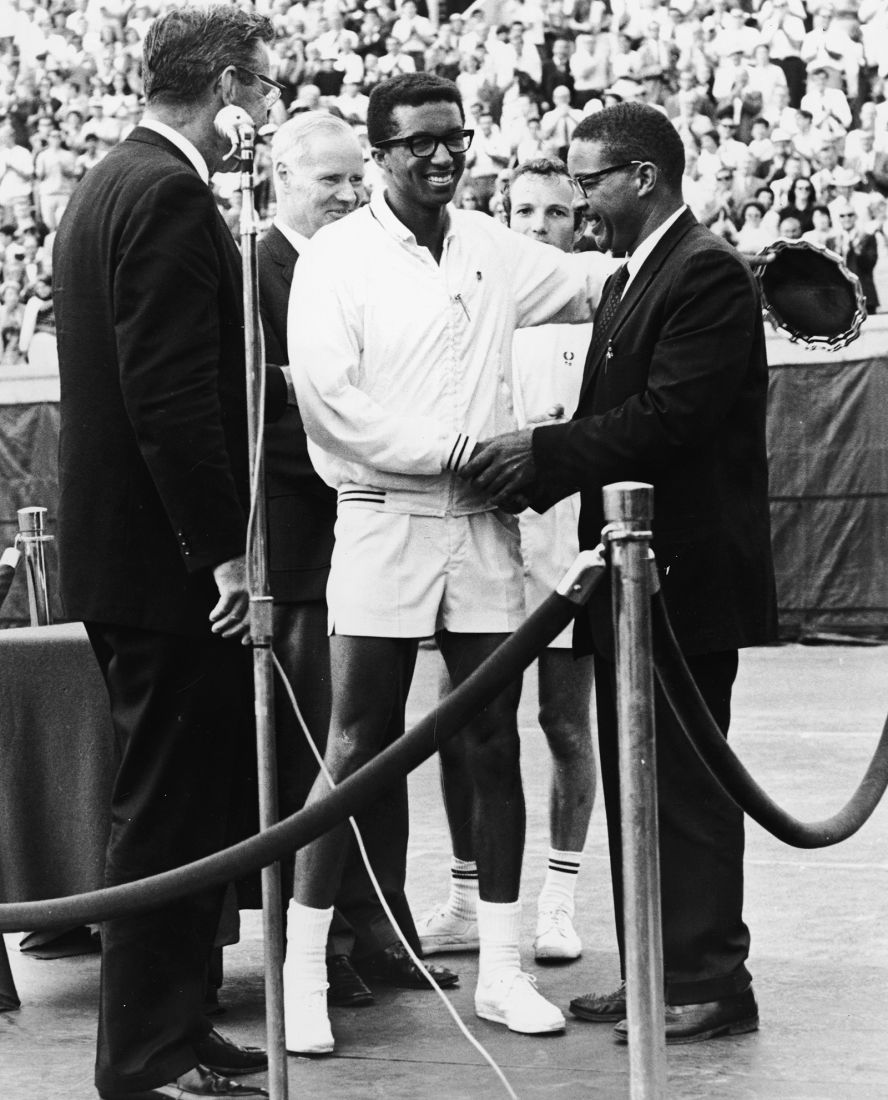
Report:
0,583,597,933
651,590,888,848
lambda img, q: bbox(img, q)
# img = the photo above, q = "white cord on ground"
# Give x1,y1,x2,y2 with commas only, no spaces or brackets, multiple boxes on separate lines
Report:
272,651,520,1100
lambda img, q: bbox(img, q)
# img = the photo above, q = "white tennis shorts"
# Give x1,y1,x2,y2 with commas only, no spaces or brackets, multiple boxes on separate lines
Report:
327,506,525,638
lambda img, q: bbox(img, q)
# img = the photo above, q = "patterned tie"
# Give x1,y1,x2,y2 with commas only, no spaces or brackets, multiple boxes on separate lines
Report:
586,263,629,368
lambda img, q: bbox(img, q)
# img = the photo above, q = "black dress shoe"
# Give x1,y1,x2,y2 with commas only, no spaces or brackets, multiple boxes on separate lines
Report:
613,987,759,1045
194,1028,267,1076
356,944,459,989
327,953,375,1007
99,1063,269,1098
569,981,626,1022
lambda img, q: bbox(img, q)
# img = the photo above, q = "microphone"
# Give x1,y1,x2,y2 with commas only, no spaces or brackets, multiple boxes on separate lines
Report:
214,105,255,161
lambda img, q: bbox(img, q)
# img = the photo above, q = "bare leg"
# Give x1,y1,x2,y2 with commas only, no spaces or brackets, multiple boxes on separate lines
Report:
537,649,595,852
292,634,418,910
437,631,523,902
436,659,476,863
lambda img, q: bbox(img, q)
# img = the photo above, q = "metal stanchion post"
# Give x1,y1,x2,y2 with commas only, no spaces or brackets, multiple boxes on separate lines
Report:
603,481,667,1100
15,506,53,626
225,109,288,1100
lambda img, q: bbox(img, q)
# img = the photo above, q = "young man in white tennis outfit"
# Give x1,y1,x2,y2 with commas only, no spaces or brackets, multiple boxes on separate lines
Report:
284,74,612,1052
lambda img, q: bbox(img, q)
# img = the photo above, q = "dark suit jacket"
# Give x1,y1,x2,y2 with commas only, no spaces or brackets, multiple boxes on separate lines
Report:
534,208,777,658
257,224,337,603
54,127,287,636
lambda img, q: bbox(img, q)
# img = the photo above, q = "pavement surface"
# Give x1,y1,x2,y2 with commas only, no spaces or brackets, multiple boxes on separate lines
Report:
3,641,888,1099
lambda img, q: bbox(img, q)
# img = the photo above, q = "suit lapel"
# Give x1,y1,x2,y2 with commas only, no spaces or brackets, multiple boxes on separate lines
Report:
265,224,298,289
578,210,698,405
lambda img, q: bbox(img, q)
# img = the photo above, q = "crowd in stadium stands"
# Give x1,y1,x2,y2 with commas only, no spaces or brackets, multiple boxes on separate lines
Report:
0,0,886,368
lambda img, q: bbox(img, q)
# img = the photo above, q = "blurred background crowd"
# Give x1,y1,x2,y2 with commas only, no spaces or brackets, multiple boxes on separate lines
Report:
1,0,887,369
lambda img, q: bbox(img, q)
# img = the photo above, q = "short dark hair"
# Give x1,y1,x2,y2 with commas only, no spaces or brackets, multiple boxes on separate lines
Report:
503,157,576,221
367,73,464,146
572,102,685,189
142,5,275,106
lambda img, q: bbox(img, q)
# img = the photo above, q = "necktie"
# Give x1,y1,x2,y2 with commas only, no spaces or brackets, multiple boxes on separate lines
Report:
587,263,629,367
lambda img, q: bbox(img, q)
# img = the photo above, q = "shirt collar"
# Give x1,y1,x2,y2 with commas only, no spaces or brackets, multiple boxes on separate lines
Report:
273,216,310,254
370,186,455,246
625,204,687,288
139,116,210,184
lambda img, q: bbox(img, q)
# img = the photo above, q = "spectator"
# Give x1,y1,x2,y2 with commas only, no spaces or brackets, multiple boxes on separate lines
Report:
757,0,807,106
377,34,417,80
829,165,871,221
754,183,782,235
736,199,774,253
800,63,852,143
0,116,33,227
0,277,22,364
747,42,789,118
715,112,753,177
33,126,76,230
390,0,434,70
540,35,575,109
540,84,582,162
747,116,775,177
781,175,818,231
836,206,880,311
800,6,861,102
570,32,607,108
463,107,510,212
74,130,104,177
810,140,841,202
802,203,840,252
777,209,804,238
18,270,55,370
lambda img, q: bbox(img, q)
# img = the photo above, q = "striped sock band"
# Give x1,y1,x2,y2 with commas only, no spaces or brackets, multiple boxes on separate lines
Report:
538,848,582,917
448,856,479,921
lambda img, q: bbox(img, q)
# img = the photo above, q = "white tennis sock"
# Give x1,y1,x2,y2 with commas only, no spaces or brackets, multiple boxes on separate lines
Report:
283,901,333,989
538,848,582,917
477,899,521,983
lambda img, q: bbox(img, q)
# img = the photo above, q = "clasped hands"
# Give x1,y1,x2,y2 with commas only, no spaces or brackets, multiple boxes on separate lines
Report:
459,404,564,512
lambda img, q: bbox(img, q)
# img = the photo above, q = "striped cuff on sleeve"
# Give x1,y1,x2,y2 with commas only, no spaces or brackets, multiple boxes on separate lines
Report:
445,433,478,473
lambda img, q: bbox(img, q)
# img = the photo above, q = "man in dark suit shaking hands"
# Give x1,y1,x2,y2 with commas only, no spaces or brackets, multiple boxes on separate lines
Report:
54,7,289,1098
462,101,777,1044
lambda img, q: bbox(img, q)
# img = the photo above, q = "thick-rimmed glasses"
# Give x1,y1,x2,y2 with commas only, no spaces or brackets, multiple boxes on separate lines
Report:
374,129,474,158
572,160,644,196
236,67,285,108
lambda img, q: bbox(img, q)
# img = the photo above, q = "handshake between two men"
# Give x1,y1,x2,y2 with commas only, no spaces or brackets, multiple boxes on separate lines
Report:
460,403,566,514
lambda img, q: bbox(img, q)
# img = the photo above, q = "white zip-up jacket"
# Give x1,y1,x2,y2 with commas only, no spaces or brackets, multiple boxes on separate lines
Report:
288,189,614,516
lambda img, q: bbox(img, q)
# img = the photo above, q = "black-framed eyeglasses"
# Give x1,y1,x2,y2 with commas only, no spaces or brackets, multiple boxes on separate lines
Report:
374,129,474,158
236,67,285,108
572,160,644,196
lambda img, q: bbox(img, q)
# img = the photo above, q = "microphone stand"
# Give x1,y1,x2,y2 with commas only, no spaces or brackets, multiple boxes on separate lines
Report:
234,123,289,1100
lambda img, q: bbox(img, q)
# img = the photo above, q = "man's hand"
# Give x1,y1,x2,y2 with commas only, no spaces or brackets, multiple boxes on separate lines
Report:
460,427,537,506
210,554,251,642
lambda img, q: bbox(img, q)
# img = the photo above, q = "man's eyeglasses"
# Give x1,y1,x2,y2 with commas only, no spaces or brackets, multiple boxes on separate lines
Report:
236,67,285,108
374,129,474,158
572,160,644,196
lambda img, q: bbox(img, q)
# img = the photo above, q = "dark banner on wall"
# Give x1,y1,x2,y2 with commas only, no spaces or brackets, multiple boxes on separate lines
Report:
3,356,888,637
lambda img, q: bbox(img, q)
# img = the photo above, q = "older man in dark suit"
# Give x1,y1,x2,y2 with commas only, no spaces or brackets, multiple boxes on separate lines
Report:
54,7,289,1098
258,114,455,1034
462,101,777,1044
